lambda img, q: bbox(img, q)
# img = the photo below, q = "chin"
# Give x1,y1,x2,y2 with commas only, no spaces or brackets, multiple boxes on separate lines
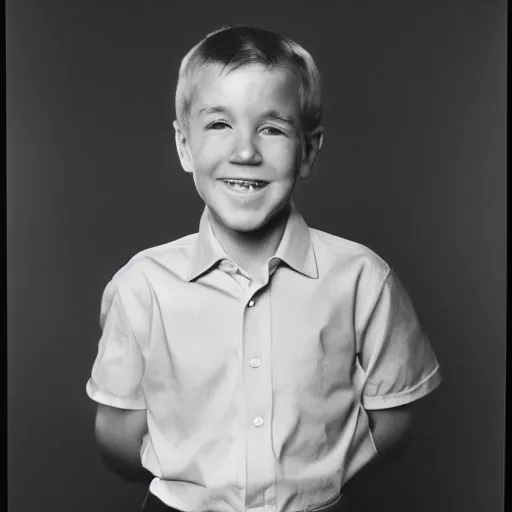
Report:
225,217,268,234
216,208,275,234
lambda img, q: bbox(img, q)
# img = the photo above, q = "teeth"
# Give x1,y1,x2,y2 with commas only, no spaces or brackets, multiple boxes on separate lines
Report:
223,179,265,190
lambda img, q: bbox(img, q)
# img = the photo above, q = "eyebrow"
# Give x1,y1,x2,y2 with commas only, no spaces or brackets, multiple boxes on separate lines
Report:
198,106,296,126
261,110,296,126
198,106,228,116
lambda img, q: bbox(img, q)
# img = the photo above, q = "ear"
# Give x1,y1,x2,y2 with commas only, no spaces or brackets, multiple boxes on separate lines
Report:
299,126,324,179
173,120,194,173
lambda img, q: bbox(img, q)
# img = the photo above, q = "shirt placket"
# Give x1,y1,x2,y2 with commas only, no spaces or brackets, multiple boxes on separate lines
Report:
243,281,276,511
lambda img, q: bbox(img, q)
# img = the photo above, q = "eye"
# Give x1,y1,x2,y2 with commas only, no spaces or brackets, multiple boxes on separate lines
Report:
207,121,230,130
260,126,286,136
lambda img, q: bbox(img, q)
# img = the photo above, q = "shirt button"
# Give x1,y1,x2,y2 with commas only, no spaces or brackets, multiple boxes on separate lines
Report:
248,299,255,307
249,358,261,368
253,417,264,427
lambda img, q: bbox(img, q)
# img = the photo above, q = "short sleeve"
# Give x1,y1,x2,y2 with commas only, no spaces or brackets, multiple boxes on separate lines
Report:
86,279,147,410
358,269,442,410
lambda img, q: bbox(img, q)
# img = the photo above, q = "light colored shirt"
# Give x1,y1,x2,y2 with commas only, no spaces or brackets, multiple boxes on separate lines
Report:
86,204,442,512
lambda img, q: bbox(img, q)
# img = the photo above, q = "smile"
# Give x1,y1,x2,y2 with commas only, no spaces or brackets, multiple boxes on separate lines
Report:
220,179,269,192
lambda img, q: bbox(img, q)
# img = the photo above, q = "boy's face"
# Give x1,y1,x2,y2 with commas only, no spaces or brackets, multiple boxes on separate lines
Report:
174,63,321,235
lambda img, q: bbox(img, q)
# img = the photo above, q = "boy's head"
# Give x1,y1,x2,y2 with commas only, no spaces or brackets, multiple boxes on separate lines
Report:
175,26,322,136
173,26,324,235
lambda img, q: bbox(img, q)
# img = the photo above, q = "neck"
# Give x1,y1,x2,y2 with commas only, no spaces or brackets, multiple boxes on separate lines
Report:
208,205,291,280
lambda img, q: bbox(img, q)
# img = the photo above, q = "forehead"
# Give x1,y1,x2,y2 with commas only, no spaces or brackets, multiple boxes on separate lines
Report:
189,63,300,115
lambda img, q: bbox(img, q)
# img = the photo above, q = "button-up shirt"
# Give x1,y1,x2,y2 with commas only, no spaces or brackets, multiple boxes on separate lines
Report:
86,204,442,512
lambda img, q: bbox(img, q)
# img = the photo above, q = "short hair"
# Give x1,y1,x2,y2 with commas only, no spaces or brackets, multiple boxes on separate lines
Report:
175,26,322,135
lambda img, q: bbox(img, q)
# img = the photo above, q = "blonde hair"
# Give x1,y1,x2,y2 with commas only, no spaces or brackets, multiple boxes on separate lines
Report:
175,26,322,134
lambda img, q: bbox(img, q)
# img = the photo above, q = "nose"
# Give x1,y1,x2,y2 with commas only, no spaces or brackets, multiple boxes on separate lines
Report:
229,132,262,165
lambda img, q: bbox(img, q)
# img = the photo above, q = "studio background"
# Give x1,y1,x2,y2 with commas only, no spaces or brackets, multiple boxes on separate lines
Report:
7,1,506,511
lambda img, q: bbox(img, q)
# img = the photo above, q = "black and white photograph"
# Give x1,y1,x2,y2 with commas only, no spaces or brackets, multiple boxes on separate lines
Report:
7,1,506,512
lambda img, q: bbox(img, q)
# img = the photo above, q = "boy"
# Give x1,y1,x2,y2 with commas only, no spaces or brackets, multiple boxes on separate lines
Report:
86,26,442,512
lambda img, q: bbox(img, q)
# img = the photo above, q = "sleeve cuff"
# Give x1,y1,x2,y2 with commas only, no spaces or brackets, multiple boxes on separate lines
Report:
86,379,147,410
362,365,442,410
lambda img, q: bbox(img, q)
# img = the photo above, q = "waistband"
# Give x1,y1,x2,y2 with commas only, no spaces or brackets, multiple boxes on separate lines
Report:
142,492,352,512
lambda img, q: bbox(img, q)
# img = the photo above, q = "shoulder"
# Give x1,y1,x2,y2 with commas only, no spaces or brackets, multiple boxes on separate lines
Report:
310,227,390,284
104,233,198,299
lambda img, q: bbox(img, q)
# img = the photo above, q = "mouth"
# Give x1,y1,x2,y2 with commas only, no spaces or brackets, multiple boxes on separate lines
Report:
220,178,269,192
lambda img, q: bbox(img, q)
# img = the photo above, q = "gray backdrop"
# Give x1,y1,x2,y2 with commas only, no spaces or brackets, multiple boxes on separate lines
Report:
7,1,506,511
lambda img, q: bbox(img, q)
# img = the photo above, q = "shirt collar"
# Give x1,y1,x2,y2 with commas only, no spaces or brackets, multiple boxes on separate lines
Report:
186,202,318,282
272,202,318,279
186,208,229,282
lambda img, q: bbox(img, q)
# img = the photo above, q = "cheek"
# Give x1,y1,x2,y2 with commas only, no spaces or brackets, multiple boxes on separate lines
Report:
191,136,231,171
262,139,301,174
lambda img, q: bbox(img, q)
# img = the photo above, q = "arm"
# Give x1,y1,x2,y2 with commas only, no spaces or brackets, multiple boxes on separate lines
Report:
368,402,417,456
94,404,153,484
344,268,442,506
342,401,419,500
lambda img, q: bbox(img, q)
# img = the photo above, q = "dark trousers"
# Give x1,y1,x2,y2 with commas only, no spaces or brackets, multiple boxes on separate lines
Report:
142,492,183,512
142,492,362,512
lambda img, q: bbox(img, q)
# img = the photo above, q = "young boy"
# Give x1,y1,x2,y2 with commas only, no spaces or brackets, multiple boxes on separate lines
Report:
86,26,442,512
